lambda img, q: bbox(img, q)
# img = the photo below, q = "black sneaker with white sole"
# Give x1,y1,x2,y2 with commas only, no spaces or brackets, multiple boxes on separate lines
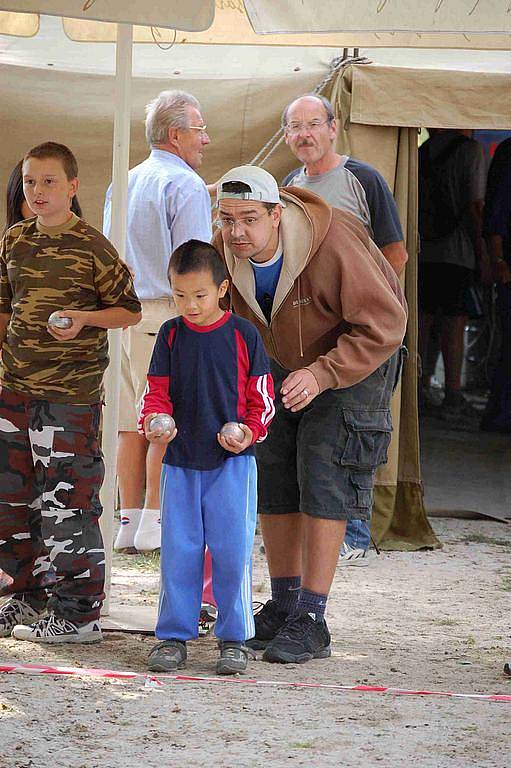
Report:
246,600,289,651
262,613,331,664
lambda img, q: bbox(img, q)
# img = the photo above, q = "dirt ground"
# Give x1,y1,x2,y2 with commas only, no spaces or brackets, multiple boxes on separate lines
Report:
0,516,509,768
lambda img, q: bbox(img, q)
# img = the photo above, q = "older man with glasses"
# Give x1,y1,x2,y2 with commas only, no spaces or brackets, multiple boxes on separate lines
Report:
213,165,407,664
282,93,408,566
103,89,212,554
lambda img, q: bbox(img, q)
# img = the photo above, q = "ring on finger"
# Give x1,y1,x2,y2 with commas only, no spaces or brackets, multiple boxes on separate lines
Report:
302,388,309,398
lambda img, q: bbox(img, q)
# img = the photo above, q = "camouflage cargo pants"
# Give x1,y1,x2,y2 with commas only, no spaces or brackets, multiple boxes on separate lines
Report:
0,388,105,623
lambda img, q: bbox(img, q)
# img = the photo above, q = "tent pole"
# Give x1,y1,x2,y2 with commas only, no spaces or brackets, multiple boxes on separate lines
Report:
99,22,133,615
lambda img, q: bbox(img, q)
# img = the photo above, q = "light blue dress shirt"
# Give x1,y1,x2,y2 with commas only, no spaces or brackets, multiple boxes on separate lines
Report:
103,149,212,299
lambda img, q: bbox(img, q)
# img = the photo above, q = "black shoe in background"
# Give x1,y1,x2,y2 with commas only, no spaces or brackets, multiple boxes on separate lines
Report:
246,599,289,651
262,613,331,664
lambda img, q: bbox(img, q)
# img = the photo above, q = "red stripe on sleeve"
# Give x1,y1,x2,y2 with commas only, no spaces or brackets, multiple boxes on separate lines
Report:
244,373,275,443
234,329,249,421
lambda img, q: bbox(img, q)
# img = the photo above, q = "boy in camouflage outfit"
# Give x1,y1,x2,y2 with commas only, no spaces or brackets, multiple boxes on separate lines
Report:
0,142,141,643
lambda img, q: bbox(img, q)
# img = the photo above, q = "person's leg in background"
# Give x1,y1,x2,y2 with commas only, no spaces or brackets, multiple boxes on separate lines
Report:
114,325,148,552
339,518,371,566
439,266,477,421
198,548,217,636
116,300,172,553
442,314,467,391
481,282,511,432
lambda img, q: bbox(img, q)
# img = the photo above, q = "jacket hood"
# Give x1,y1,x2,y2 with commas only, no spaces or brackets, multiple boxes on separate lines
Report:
222,187,333,327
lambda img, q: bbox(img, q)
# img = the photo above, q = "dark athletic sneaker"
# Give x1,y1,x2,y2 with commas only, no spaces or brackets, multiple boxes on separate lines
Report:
246,600,289,651
262,613,331,664
148,639,187,672
216,641,255,675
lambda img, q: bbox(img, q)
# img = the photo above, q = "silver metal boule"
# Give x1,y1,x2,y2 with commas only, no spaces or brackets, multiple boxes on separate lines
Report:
149,414,175,434
220,422,244,441
48,312,73,329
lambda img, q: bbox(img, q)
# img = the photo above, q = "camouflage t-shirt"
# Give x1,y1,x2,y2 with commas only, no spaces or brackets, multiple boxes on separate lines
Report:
0,213,141,404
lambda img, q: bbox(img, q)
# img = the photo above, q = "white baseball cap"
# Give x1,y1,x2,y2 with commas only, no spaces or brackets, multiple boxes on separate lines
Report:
216,165,285,207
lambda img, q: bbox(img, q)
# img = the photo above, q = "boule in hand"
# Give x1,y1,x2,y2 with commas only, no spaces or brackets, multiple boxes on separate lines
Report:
220,422,245,441
149,413,175,435
48,311,73,330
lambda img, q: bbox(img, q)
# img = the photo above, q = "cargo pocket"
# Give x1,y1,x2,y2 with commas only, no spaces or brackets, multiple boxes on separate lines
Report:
349,470,374,510
48,407,105,517
337,408,393,470
333,408,392,519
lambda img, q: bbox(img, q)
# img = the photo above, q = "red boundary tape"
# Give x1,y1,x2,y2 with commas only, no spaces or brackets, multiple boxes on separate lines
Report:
0,662,510,703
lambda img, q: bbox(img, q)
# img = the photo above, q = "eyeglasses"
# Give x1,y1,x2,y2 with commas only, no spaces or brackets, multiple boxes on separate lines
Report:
284,118,332,135
215,211,271,231
187,125,208,133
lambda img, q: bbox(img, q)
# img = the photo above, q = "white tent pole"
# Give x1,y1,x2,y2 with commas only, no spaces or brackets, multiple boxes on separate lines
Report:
99,22,133,615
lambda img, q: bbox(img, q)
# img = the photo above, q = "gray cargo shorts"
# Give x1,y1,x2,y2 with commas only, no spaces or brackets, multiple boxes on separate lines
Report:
256,348,404,521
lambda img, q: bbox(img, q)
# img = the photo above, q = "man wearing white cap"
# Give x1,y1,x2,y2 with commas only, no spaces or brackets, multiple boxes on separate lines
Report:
213,166,407,664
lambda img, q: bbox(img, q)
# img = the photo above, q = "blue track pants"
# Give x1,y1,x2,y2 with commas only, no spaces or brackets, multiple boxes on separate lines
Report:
156,455,257,642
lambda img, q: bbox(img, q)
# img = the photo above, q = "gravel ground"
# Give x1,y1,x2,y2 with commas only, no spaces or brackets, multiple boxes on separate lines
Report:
0,516,509,768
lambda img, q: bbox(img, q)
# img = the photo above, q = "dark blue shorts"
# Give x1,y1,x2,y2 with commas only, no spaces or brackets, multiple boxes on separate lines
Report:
256,350,403,521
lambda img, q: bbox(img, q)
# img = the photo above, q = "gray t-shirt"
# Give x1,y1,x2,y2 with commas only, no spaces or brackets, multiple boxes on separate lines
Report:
419,134,486,270
283,156,403,248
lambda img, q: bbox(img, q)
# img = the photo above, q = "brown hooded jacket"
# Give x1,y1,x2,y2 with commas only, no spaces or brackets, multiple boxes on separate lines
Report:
213,187,408,392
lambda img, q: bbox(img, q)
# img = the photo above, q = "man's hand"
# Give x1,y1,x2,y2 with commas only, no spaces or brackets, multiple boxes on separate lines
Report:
281,369,320,412
144,413,177,444
217,423,253,454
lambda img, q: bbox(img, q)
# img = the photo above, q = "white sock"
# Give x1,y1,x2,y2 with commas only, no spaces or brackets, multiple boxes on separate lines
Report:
114,508,142,550
134,508,161,552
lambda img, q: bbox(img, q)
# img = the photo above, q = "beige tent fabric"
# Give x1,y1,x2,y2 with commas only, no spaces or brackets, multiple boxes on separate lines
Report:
351,63,511,129
0,1,215,30
244,0,511,38
0,61,321,232
63,6,352,46
329,65,440,551
0,10,38,35
53,16,511,50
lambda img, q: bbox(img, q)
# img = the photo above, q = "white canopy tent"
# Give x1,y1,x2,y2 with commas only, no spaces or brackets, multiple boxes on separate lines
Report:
1,4,511,606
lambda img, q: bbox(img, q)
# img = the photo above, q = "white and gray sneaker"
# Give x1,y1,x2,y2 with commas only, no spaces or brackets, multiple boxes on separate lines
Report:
0,597,44,638
338,542,372,567
12,612,102,644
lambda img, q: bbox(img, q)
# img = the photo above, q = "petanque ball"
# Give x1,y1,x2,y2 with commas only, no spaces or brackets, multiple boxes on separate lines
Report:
149,414,175,435
220,422,245,441
48,312,73,329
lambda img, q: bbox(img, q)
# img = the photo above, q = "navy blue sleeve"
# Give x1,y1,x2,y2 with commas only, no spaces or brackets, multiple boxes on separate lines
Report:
247,323,272,377
147,319,175,376
346,158,404,247
137,319,176,431
282,167,302,186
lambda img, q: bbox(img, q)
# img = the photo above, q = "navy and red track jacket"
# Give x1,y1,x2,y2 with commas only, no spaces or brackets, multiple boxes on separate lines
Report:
138,311,275,470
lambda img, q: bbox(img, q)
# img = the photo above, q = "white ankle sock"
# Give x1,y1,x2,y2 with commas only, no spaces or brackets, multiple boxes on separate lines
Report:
114,508,142,550
134,508,161,552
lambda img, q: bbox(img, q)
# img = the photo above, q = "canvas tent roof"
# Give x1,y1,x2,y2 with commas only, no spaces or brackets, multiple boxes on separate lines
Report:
1,15,510,228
